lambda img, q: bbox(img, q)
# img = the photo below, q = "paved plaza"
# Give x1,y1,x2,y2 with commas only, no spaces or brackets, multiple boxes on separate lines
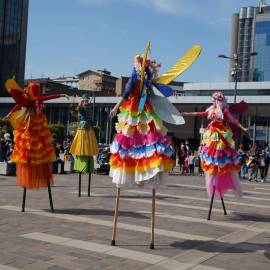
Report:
0,170,270,270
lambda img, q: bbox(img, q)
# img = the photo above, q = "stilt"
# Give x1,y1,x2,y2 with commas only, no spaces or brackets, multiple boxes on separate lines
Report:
207,185,216,220
78,173,82,197
150,189,156,249
88,173,91,197
22,188,26,212
47,182,54,213
111,188,120,246
220,197,227,215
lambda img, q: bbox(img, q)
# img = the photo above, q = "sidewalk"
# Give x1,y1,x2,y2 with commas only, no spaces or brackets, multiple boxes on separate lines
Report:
0,173,270,270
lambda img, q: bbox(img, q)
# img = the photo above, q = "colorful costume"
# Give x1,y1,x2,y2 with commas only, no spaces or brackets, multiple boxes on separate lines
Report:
197,92,242,197
69,96,98,173
5,79,63,189
109,65,174,188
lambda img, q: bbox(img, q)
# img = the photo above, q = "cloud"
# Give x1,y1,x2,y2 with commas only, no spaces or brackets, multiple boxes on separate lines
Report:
128,0,182,15
74,0,105,6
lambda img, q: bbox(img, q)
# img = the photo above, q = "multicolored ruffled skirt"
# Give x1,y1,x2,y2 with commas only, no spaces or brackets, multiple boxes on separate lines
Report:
200,121,241,197
70,127,98,173
11,113,56,189
110,96,174,188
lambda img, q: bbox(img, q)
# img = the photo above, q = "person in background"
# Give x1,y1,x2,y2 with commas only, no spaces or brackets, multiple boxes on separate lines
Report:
248,153,259,182
1,133,12,161
169,143,177,175
238,144,248,179
264,145,270,179
188,151,195,176
178,143,186,174
183,153,189,175
259,149,266,182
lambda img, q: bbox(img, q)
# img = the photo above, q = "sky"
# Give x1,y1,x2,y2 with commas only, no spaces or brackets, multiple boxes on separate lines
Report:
25,0,264,82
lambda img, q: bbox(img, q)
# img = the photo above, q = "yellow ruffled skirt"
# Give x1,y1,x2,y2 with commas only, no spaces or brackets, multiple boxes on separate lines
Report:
70,128,98,156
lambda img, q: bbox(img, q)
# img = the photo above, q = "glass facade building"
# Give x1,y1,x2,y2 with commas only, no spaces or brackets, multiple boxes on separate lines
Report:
0,0,28,96
253,14,270,81
230,4,270,82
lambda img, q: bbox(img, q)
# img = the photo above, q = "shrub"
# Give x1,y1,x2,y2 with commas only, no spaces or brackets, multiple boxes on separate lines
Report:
48,123,65,143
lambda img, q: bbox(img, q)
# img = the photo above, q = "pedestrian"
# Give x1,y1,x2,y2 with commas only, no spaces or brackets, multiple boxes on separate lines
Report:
264,146,270,179
188,151,195,175
183,154,189,174
178,143,186,174
259,150,266,182
248,154,259,182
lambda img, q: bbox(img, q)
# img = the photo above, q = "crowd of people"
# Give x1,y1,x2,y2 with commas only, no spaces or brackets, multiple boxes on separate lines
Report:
170,141,203,176
238,144,270,182
169,141,270,183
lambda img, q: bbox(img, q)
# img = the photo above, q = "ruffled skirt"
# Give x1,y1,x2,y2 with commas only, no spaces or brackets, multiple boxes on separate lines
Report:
11,113,55,189
200,121,241,197
109,97,174,188
70,128,98,156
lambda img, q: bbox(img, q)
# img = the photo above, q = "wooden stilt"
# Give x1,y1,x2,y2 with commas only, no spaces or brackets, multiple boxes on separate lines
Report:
220,197,227,215
111,188,120,246
78,173,82,197
22,188,26,212
207,185,216,220
150,189,156,249
88,173,91,197
47,182,54,213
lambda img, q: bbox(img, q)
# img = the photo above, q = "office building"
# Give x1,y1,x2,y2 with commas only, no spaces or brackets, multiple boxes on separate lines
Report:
230,1,270,82
0,0,29,96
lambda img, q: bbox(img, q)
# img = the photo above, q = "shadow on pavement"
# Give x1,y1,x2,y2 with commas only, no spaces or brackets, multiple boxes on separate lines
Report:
52,208,149,219
171,239,270,259
230,212,270,222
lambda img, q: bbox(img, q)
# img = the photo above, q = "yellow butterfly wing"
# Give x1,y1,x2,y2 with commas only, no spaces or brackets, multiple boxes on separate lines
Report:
156,45,202,85
5,76,23,92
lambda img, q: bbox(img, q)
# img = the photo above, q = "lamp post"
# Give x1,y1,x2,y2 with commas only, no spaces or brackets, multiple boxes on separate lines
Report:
218,52,257,103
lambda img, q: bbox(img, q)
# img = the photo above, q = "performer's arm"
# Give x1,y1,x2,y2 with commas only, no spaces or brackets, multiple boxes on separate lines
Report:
38,93,69,102
110,69,137,118
122,68,137,99
224,109,248,132
182,111,208,117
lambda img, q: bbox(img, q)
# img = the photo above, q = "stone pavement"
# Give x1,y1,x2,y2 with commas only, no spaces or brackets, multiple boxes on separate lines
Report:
0,170,270,270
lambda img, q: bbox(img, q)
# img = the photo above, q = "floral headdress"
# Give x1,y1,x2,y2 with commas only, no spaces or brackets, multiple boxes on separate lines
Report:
207,91,228,120
134,54,161,79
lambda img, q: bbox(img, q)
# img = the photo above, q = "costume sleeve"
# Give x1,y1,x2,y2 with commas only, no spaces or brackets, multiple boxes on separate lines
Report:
122,68,137,99
224,108,240,125
9,89,30,107
196,111,208,117
38,94,62,102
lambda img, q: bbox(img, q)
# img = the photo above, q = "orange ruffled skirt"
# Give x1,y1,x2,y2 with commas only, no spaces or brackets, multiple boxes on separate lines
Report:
11,113,56,189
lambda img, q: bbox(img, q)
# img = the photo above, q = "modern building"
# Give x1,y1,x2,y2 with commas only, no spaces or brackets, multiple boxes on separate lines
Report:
0,0,29,96
230,0,270,82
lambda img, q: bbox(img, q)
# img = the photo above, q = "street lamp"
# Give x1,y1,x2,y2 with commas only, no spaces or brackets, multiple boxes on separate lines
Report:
218,52,258,103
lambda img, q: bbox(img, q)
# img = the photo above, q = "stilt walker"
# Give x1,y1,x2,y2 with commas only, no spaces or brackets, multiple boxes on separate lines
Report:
182,92,249,220
4,77,69,212
69,94,98,197
109,42,201,248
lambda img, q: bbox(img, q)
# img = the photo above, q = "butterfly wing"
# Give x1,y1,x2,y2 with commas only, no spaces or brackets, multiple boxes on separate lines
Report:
149,93,185,125
156,45,202,85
